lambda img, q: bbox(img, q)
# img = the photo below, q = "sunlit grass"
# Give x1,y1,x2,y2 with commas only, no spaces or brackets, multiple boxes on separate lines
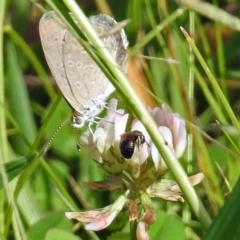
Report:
1,0,240,239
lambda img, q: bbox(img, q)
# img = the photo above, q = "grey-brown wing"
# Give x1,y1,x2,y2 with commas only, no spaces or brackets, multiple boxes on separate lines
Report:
39,11,83,112
89,14,128,71
40,12,128,115
62,26,112,113
62,14,128,114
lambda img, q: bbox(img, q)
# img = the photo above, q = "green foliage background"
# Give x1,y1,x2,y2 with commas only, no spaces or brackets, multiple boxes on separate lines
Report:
1,0,240,239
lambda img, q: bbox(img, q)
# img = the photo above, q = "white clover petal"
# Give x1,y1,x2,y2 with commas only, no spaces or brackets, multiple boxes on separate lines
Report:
152,105,173,129
151,142,161,169
114,113,129,152
138,144,150,165
96,128,107,154
151,105,187,159
79,130,101,161
114,113,129,135
159,126,174,151
152,107,165,126
172,116,181,139
136,221,150,240
174,121,187,158
94,127,105,140
85,211,117,231
107,98,118,112
98,99,123,129
85,193,127,231
80,129,93,146
103,122,115,152
131,119,150,143
131,120,151,164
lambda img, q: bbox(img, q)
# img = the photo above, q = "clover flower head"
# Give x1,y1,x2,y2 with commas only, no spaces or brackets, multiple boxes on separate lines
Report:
80,99,187,177
66,98,203,236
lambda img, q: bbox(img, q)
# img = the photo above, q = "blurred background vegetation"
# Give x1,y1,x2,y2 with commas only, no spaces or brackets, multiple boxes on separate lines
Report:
1,0,240,239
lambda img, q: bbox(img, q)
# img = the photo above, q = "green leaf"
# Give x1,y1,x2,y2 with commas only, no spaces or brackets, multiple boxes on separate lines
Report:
150,209,167,239
27,212,73,240
0,154,36,189
159,215,185,240
108,232,130,240
203,177,240,240
45,228,82,240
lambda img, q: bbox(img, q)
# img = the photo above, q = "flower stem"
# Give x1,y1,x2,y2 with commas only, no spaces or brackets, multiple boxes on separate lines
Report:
130,221,137,240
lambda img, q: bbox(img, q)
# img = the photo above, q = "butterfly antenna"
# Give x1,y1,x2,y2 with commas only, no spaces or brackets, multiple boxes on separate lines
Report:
72,126,81,152
39,118,70,158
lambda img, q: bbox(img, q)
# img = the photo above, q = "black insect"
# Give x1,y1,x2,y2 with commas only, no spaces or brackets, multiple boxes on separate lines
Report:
120,130,146,159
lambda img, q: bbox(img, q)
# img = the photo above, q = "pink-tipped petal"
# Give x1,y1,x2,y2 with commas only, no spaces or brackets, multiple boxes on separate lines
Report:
85,211,117,231
174,121,187,158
